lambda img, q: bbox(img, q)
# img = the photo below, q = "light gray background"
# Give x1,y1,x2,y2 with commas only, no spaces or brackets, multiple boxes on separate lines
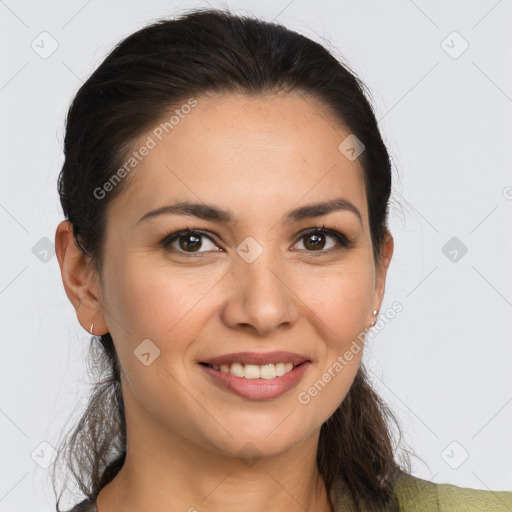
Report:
1,0,511,510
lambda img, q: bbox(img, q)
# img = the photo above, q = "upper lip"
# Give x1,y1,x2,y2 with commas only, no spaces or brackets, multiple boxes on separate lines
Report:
200,351,311,366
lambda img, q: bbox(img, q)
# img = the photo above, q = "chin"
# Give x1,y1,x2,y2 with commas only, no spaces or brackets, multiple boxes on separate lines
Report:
200,420,316,462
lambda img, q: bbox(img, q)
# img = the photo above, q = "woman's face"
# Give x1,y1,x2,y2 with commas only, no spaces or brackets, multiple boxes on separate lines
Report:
91,92,393,459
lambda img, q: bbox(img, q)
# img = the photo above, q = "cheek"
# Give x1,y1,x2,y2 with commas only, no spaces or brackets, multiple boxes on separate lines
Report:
298,263,375,342
100,259,214,410
292,264,372,412
102,255,226,355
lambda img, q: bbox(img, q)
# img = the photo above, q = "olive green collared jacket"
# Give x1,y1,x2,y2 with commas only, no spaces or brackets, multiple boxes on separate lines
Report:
330,472,511,511
67,472,512,511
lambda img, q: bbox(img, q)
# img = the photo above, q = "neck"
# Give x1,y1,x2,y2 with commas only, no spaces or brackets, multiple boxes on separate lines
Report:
97,417,333,512
100,457,332,512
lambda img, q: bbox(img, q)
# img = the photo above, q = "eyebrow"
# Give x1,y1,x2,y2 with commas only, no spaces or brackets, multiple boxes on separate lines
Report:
137,197,363,226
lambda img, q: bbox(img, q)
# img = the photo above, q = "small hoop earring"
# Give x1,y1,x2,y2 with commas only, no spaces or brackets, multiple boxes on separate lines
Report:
370,309,378,328
90,323,94,335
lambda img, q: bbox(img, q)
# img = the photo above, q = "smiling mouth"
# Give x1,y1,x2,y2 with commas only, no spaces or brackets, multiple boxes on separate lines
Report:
199,361,308,379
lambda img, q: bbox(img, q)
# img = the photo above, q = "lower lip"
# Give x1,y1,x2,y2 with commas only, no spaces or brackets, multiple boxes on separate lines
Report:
199,362,311,401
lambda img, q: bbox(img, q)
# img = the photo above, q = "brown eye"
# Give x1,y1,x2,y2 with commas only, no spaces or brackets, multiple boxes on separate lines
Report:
303,232,329,251
177,233,202,252
162,229,221,254
293,227,353,254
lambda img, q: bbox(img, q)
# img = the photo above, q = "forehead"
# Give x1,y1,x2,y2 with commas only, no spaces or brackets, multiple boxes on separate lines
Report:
108,92,368,228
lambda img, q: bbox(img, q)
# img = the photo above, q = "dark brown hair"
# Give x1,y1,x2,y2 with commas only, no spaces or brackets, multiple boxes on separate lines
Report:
52,7,420,511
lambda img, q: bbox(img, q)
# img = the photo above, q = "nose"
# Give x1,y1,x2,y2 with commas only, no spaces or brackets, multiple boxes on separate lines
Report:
220,250,299,337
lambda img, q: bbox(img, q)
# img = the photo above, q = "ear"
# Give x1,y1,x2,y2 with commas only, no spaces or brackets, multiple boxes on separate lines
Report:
55,220,109,336
371,229,394,319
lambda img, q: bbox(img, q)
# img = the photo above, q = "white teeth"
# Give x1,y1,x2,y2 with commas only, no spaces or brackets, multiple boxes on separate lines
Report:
275,363,286,376
207,362,298,379
230,363,245,377
244,364,261,379
260,364,276,379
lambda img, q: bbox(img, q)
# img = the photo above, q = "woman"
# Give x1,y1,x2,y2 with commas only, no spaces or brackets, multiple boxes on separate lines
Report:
52,8,511,512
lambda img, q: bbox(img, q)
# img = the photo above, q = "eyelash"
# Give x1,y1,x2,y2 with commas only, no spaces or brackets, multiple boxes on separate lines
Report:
159,224,355,257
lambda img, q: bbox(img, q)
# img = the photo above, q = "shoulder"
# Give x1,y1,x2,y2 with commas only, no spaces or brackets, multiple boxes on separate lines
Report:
65,497,97,512
330,471,511,511
66,474,512,512
391,472,512,511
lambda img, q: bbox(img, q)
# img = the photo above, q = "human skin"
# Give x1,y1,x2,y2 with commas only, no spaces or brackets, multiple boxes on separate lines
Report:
55,91,394,512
